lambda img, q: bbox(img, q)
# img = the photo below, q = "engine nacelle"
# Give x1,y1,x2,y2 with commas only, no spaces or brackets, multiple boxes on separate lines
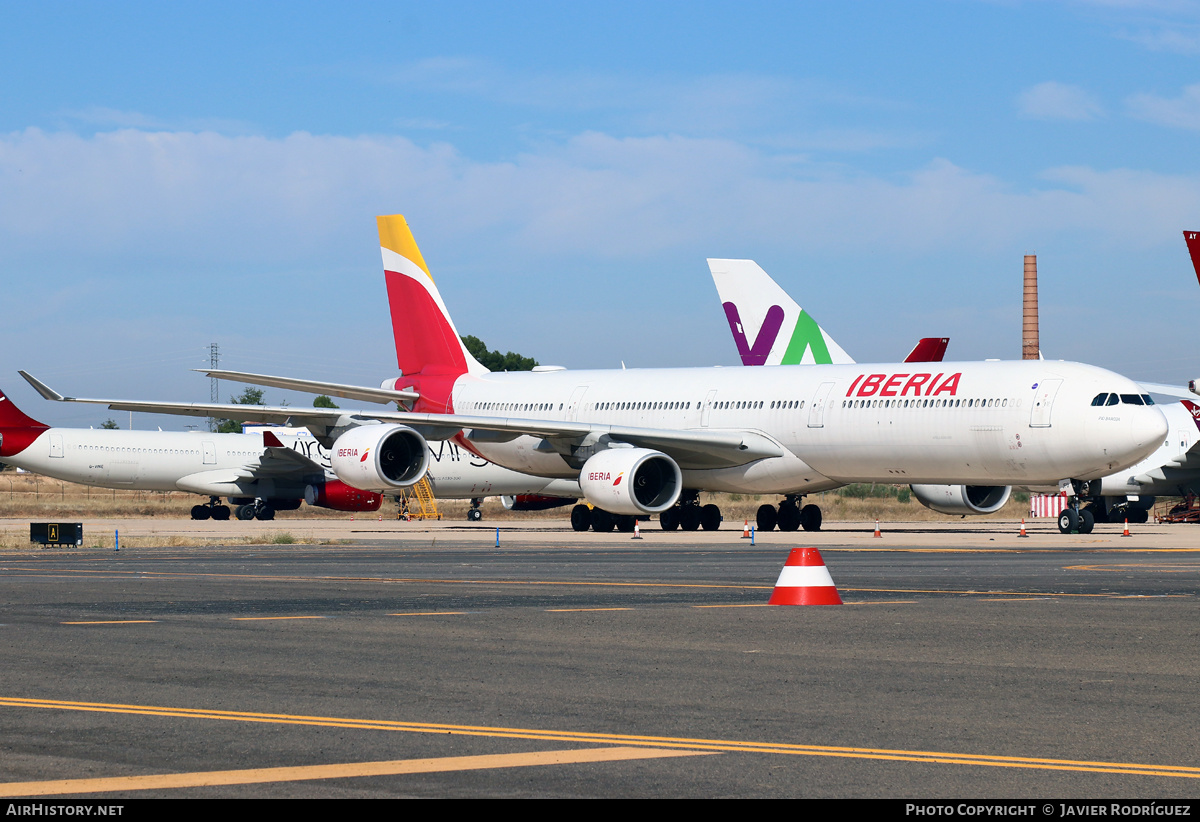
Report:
305,479,384,512
500,494,577,511
329,424,429,491
578,448,682,515
910,484,1012,516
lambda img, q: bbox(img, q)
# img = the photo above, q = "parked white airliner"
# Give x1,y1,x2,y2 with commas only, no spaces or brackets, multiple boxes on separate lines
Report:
20,215,1169,534
0,388,381,520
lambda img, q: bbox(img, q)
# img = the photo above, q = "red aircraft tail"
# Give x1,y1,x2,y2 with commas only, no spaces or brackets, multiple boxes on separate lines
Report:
903,337,949,363
1184,231,1200,288
0,389,49,458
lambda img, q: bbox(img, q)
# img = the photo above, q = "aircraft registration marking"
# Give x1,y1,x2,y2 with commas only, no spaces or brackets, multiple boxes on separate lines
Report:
1,696,1199,783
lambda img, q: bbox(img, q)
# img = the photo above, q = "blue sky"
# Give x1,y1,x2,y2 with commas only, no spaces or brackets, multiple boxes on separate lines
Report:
4,1,1200,427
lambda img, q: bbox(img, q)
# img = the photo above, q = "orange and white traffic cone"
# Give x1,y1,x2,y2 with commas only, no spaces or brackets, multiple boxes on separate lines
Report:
873,519,882,538
741,520,751,539
1019,518,1028,538
768,547,842,605
632,520,642,540
1122,518,1131,537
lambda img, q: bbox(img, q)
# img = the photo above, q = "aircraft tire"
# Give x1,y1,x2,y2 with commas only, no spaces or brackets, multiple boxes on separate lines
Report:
1129,508,1149,524
570,505,591,532
659,508,679,531
191,505,211,521
777,502,800,532
212,505,231,521
700,504,721,531
616,515,636,532
591,507,615,533
467,508,483,522
756,504,777,532
255,506,276,521
680,506,701,531
235,504,256,521
1078,508,1095,534
1058,508,1079,534
800,504,822,532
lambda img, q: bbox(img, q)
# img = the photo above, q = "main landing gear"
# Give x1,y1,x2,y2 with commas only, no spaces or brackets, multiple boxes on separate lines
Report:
658,491,722,532
190,496,231,521
568,504,645,532
234,498,276,521
568,491,724,533
754,495,822,532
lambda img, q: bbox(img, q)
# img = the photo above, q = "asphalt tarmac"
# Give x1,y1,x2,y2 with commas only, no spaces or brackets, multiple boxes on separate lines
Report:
1,517,1198,798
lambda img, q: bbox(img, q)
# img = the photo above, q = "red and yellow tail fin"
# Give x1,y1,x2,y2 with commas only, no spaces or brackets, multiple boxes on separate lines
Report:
378,215,487,377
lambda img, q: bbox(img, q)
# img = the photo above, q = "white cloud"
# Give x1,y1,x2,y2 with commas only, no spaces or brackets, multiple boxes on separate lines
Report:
0,126,1194,271
1017,82,1104,121
1126,83,1200,128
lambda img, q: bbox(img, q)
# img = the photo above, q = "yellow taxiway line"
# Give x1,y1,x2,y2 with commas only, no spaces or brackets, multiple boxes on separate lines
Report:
1,696,1198,782
0,747,710,797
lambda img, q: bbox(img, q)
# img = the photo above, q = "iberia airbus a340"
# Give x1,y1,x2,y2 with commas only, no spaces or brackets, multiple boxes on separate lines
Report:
22,215,1168,533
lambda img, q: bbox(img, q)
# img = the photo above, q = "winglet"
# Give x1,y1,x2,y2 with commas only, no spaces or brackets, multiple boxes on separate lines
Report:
262,430,285,448
903,337,949,363
1185,231,1200,288
18,371,68,402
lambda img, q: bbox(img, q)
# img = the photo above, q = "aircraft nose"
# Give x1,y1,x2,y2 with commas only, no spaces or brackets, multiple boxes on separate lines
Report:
1134,406,1169,452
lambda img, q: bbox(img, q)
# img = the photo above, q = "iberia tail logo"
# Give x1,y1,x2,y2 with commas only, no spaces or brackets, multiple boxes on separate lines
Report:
613,472,624,487
360,449,371,463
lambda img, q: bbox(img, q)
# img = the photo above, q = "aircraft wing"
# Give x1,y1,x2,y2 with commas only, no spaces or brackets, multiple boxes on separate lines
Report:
1139,382,1197,400
197,369,418,405
18,372,782,470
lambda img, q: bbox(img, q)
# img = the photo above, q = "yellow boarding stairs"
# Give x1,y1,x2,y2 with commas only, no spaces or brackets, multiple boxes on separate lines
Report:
399,476,441,521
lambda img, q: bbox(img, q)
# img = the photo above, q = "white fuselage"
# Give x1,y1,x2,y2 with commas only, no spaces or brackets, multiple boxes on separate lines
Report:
3,428,309,498
449,360,1167,492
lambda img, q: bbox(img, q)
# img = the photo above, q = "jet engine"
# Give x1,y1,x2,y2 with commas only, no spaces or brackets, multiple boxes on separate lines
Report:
500,494,577,511
910,484,1012,516
329,424,430,491
577,448,682,515
305,479,384,512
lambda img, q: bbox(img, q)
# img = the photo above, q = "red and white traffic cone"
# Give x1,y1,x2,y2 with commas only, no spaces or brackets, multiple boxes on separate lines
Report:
1122,518,1131,537
768,547,842,605
873,519,882,538
632,520,642,540
741,520,751,539
1019,518,1028,538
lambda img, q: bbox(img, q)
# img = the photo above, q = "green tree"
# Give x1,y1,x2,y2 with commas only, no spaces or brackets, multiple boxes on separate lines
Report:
100,419,120,430
461,335,538,372
215,387,266,434
313,395,339,409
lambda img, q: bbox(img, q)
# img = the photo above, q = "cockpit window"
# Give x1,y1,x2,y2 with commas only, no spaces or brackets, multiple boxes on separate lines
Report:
1106,394,1119,406
1141,394,1155,405
1091,393,1107,406
1120,394,1144,405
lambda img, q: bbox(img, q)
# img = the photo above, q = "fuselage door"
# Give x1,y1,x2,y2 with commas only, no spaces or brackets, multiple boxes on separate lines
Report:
202,441,217,465
808,382,836,429
566,386,589,421
1029,379,1063,428
49,433,64,458
700,390,717,427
